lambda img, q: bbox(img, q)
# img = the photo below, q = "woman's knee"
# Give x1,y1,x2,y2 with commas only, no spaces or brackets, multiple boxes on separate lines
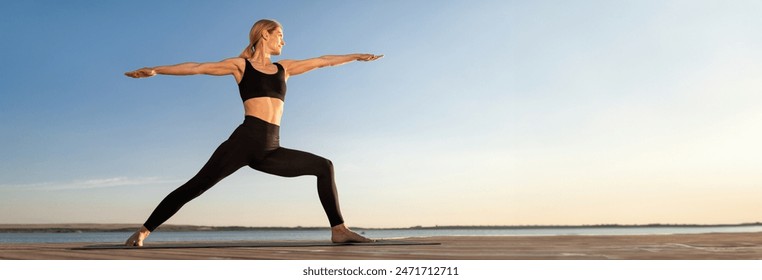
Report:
318,158,334,176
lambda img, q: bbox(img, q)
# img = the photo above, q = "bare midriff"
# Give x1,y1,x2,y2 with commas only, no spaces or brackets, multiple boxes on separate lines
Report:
243,97,284,126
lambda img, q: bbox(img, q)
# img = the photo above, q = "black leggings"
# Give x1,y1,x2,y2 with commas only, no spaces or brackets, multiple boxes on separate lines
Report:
142,116,344,231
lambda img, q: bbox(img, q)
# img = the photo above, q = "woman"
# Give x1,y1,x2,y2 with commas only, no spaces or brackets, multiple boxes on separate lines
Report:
124,19,382,246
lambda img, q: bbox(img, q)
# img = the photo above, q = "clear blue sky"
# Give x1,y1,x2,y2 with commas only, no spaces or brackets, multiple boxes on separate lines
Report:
1,0,761,227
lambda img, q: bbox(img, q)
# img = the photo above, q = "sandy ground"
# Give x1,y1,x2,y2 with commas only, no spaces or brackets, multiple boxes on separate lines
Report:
2,232,761,260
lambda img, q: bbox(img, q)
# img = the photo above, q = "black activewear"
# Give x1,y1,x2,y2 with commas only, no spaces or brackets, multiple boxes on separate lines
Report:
238,59,287,102
143,116,345,231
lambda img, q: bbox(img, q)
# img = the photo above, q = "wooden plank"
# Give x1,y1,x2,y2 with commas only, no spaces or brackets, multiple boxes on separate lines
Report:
2,233,762,260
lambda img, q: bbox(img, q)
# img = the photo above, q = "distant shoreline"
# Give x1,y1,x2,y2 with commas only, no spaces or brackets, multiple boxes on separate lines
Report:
1,222,760,233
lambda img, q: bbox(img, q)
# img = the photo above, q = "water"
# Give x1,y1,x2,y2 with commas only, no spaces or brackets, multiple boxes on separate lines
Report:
3,225,762,244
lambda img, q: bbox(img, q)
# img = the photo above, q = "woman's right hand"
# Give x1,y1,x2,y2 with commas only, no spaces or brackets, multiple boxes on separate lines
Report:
124,67,156,78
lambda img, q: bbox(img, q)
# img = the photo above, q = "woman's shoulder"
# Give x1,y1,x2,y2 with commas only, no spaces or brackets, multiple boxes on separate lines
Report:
223,57,247,65
275,59,296,71
220,57,247,72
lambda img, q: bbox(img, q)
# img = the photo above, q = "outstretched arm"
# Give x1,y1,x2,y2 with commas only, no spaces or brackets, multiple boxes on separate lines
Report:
124,58,243,79
279,54,383,77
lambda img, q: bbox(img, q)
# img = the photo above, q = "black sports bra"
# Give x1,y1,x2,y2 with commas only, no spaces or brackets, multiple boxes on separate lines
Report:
238,59,287,102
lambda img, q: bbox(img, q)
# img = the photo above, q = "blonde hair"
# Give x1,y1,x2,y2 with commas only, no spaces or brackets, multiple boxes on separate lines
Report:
239,19,282,59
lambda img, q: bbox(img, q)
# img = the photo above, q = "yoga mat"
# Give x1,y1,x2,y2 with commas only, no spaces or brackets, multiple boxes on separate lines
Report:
74,239,441,250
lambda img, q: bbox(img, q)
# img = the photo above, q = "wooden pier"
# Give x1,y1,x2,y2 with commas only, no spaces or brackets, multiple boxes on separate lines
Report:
2,232,762,260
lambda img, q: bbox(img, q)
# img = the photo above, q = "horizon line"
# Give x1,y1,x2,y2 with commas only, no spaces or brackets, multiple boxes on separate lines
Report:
1,222,761,231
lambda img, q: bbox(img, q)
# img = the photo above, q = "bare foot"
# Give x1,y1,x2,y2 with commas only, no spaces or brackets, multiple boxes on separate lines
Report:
125,226,151,247
331,224,374,243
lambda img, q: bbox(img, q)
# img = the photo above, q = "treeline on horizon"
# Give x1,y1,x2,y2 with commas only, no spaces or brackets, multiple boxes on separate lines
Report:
1,222,761,233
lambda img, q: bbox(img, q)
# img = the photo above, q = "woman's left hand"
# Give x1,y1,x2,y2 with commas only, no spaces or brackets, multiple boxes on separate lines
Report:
357,54,384,61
